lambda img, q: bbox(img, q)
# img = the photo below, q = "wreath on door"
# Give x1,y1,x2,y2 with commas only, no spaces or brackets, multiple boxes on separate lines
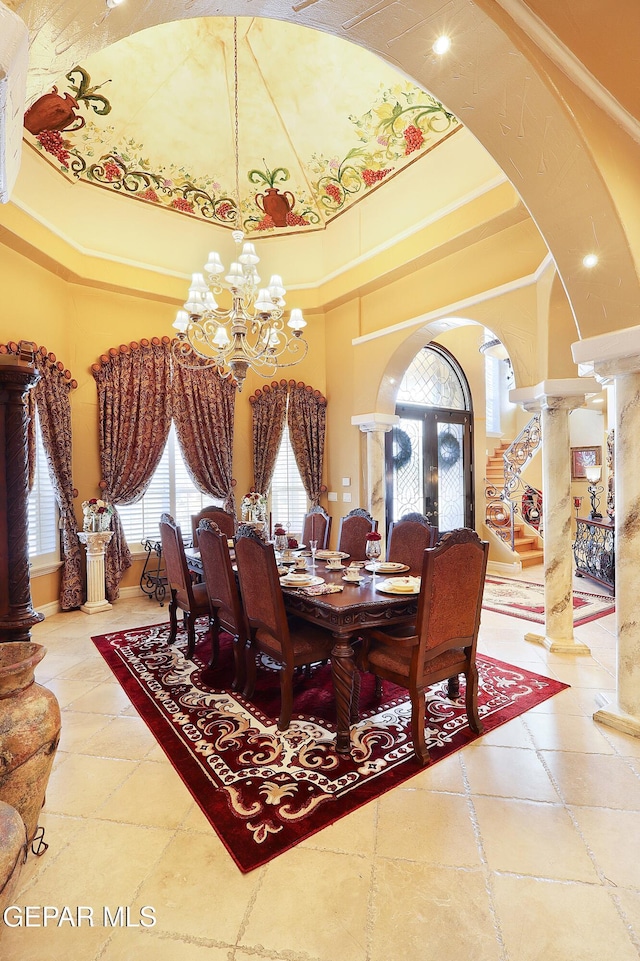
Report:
391,427,412,470
438,429,461,467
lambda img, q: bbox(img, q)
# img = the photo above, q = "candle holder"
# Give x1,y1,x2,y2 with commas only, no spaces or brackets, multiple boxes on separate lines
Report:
573,496,583,518
585,466,603,520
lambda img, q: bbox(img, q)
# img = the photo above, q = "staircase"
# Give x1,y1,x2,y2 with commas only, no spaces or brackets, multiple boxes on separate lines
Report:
485,442,544,568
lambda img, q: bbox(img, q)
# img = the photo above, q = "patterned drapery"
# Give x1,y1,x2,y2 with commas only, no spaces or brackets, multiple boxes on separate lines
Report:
249,381,288,495
172,363,237,515
31,349,83,609
93,338,172,601
287,383,327,506
2,341,83,610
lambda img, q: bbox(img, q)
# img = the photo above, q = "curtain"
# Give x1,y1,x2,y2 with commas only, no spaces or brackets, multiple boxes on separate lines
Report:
250,381,288,495
30,349,84,609
93,338,172,601
172,361,236,514
287,384,326,506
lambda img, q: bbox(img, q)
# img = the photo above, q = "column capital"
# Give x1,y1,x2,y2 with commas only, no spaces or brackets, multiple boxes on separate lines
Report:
509,378,600,412
351,412,399,433
572,325,640,379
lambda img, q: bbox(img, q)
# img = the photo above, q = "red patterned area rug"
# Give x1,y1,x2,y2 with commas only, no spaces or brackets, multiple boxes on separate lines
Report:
92,621,568,873
483,576,615,627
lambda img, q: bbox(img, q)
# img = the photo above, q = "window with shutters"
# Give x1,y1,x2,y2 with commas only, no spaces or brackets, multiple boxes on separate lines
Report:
270,420,308,534
27,411,60,569
117,424,221,547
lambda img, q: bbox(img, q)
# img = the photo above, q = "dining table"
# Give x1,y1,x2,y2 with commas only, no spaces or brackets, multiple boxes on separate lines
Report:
184,545,420,756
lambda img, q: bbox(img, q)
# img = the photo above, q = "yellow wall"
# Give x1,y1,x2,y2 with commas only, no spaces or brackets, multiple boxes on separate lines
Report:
0,141,594,604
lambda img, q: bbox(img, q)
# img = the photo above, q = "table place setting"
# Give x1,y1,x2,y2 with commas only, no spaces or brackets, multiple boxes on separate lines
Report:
314,550,350,561
364,560,410,573
278,572,324,588
375,575,421,594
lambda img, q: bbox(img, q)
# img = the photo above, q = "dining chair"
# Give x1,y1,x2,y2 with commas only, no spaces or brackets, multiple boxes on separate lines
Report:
191,505,236,547
234,527,335,731
358,528,489,766
159,513,212,659
386,513,438,573
197,518,248,690
337,507,377,560
301,505,332,550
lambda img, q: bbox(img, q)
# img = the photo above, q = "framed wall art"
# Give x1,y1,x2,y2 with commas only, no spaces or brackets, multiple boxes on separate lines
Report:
571,446,601,480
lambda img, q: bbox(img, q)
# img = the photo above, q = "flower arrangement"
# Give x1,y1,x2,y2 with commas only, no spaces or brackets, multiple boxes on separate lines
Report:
366,531,381,541
241,491,267,523
82,498,113,532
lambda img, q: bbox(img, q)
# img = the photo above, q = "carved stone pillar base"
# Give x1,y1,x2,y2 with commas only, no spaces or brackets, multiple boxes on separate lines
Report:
593,695,640,738
524,631,591,655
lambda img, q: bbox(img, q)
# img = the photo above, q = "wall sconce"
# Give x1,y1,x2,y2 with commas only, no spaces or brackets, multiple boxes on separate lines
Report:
585,466,603,520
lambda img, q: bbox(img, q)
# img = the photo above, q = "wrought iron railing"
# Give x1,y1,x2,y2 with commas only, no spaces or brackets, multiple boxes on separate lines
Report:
485,414,542,550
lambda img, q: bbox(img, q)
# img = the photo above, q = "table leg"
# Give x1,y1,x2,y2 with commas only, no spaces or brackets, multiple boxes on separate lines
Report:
331,634,357,755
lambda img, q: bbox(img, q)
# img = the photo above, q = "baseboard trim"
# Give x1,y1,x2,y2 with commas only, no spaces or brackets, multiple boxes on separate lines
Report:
487,560,523,577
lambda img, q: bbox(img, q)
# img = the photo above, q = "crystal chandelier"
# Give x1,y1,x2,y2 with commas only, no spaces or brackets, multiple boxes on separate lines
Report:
172,19,308,392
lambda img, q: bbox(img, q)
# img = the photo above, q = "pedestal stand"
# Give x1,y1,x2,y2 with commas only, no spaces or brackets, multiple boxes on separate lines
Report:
78,531,113,614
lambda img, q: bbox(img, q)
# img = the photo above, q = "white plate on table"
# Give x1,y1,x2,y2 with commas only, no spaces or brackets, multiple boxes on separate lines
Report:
376,576,421,595
315,550,350,560
279,574,325,588
365,561,410,573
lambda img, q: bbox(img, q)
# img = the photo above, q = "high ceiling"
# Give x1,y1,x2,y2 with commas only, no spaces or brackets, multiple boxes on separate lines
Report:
22,16,460,237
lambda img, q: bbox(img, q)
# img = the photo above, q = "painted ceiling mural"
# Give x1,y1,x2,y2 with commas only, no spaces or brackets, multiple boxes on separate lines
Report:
22,17,460,236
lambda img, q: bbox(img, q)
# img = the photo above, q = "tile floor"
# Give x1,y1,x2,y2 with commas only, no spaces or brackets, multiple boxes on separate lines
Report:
2,568,640,961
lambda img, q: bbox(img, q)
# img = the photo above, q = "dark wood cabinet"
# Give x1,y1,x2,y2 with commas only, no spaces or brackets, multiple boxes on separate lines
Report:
573,516,615,591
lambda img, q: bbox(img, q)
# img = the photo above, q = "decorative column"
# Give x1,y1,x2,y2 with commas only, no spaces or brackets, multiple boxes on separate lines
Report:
0,345,44,643
573,328,640,736
510,379,599,654
351,412,398,551
78,531,113,614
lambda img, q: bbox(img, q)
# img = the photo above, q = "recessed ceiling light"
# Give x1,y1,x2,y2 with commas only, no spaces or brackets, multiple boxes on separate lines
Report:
106,0,125,8
582,253,599,268
432,36,451,56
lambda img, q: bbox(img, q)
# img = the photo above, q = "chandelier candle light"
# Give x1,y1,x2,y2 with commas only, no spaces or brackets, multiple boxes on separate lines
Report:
172,19,308,392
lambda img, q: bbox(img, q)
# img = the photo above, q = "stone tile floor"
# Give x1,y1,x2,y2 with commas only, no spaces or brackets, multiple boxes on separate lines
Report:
2,567,639,961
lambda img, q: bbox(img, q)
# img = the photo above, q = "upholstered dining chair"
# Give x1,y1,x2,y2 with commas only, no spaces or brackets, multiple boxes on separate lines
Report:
191,505,236,547
337,507,377,560
234,527,335,731
159,513,212,659
358,528,489,766
386,513,439,573
301,505,331,550
197,518,248,690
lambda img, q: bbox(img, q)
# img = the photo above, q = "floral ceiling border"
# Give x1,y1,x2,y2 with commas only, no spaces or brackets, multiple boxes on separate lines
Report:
23,66,460,236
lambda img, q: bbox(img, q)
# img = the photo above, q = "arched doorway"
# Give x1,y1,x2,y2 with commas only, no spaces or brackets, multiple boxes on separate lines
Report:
385,344,474,534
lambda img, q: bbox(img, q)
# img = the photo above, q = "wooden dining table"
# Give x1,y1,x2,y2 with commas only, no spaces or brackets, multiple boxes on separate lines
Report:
281,566,419,754
184,547,419,756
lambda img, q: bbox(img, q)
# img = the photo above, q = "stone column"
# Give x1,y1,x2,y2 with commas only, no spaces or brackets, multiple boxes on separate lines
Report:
78,531,113,614
510,379,599,654
0,346,44,642
573,329,640,736
351,412,398,552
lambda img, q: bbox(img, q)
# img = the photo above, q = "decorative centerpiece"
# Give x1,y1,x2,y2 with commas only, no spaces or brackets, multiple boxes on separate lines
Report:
241,491,267,524
82,497,113,532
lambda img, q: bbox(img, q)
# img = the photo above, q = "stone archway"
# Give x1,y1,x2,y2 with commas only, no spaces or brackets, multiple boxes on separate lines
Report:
5,0,638,345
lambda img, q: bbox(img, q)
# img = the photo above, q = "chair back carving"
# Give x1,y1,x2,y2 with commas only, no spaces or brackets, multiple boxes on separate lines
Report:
159,513,193,602
386,514,438,573
235,532,291,660
416,528,488,663
197,519,246,638
337,508,377,560
301,505,331,550
191,506,236,547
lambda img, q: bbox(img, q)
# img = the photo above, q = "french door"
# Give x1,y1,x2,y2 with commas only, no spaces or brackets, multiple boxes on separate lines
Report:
385,405,474,534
